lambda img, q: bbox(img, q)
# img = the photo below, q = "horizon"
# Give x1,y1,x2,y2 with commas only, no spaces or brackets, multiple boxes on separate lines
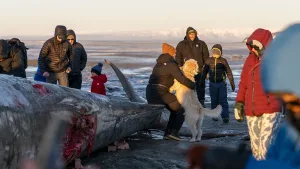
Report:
0,29,278,43
1,0,300,38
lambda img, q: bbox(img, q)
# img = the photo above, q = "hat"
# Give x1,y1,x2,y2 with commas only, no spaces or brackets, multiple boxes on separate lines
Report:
91,62,103,75
247,39,265,56
162,43,176,56
211,44,223,58
54,25,67,40
188,29,196,34
186,27,197,36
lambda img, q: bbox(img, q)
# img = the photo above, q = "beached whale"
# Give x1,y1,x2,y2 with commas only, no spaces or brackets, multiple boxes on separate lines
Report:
0,59,242,168
0,65,164,168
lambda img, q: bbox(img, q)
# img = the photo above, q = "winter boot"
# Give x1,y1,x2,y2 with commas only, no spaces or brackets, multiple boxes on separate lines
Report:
222,117,229,124
168,129,182,141
212,117,219,121
163,128,171,140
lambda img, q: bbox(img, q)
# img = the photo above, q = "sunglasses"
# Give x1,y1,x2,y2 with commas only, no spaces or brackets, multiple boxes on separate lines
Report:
247,43,260,51
67,39,74,41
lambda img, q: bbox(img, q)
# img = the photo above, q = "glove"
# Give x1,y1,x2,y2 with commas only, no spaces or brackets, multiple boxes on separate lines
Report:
234,102,245,122
66,67,72,73
187,144,250,169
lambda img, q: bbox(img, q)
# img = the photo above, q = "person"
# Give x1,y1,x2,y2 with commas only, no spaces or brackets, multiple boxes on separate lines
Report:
175,27,209,107
146,43,195,141
90,62,129,150
67,29,87,89
7,38,28,78
0,39,26,78
38,25,72,87
34,66,46,82
202,44,235,123
91,63,107,95
234,28,282,160
186,24,300,169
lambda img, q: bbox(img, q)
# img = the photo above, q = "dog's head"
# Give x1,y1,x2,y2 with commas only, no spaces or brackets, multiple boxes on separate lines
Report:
182,59,199,79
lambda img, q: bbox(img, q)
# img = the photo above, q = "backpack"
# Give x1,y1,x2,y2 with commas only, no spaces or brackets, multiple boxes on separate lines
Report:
7,38,28,69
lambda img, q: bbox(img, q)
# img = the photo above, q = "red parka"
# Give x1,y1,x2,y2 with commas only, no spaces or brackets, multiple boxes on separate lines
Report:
236,28,282,116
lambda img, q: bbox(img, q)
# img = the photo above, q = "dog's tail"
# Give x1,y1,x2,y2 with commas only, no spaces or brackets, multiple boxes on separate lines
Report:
201,105,222,118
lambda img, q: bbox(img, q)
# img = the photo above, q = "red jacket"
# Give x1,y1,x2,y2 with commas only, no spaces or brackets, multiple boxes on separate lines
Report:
236,29,282,116
91,74,107,96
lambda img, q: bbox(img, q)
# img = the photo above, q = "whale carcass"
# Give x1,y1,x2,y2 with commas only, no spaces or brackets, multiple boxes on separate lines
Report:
0,61,164,168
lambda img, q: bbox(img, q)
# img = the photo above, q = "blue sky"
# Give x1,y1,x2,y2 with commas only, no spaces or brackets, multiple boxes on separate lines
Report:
1,0,300,36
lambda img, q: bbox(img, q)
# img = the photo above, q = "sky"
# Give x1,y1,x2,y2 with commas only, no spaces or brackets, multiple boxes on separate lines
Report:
0,0,300,36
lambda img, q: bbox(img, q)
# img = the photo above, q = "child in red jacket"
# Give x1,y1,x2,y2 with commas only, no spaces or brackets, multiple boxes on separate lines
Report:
91,63,107,95
91,62,129,151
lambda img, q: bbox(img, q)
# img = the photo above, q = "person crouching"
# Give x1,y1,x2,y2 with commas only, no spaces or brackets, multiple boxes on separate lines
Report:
146,43,196,141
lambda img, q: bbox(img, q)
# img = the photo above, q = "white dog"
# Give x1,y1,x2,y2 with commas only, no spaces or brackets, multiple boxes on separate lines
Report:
169,59,222,142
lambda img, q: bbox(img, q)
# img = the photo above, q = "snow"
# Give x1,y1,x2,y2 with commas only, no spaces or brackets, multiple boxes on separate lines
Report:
0,78,29,107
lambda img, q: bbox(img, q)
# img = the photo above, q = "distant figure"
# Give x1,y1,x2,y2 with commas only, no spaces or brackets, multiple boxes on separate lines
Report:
34,66,46,82
90,63,107,95
0,39,26,78
7,38,28,78
202,44,235,123
175,27,209,107
235,28,282,160
146,43,195,141
67,29,87,89
38,25,72,86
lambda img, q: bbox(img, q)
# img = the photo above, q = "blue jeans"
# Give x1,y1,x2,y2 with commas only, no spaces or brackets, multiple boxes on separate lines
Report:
209,81,229,118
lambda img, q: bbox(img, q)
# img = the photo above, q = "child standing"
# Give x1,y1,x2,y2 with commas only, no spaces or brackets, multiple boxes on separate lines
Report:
91,63,107,95
91,62,129,150
202,44,235,123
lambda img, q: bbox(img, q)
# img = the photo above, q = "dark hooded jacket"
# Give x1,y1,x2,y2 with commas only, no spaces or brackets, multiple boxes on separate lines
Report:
67,30,87,75
202,44,235,89
148,53,195,90
0,40,25,77
38,25,72,73
175,27,209,72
